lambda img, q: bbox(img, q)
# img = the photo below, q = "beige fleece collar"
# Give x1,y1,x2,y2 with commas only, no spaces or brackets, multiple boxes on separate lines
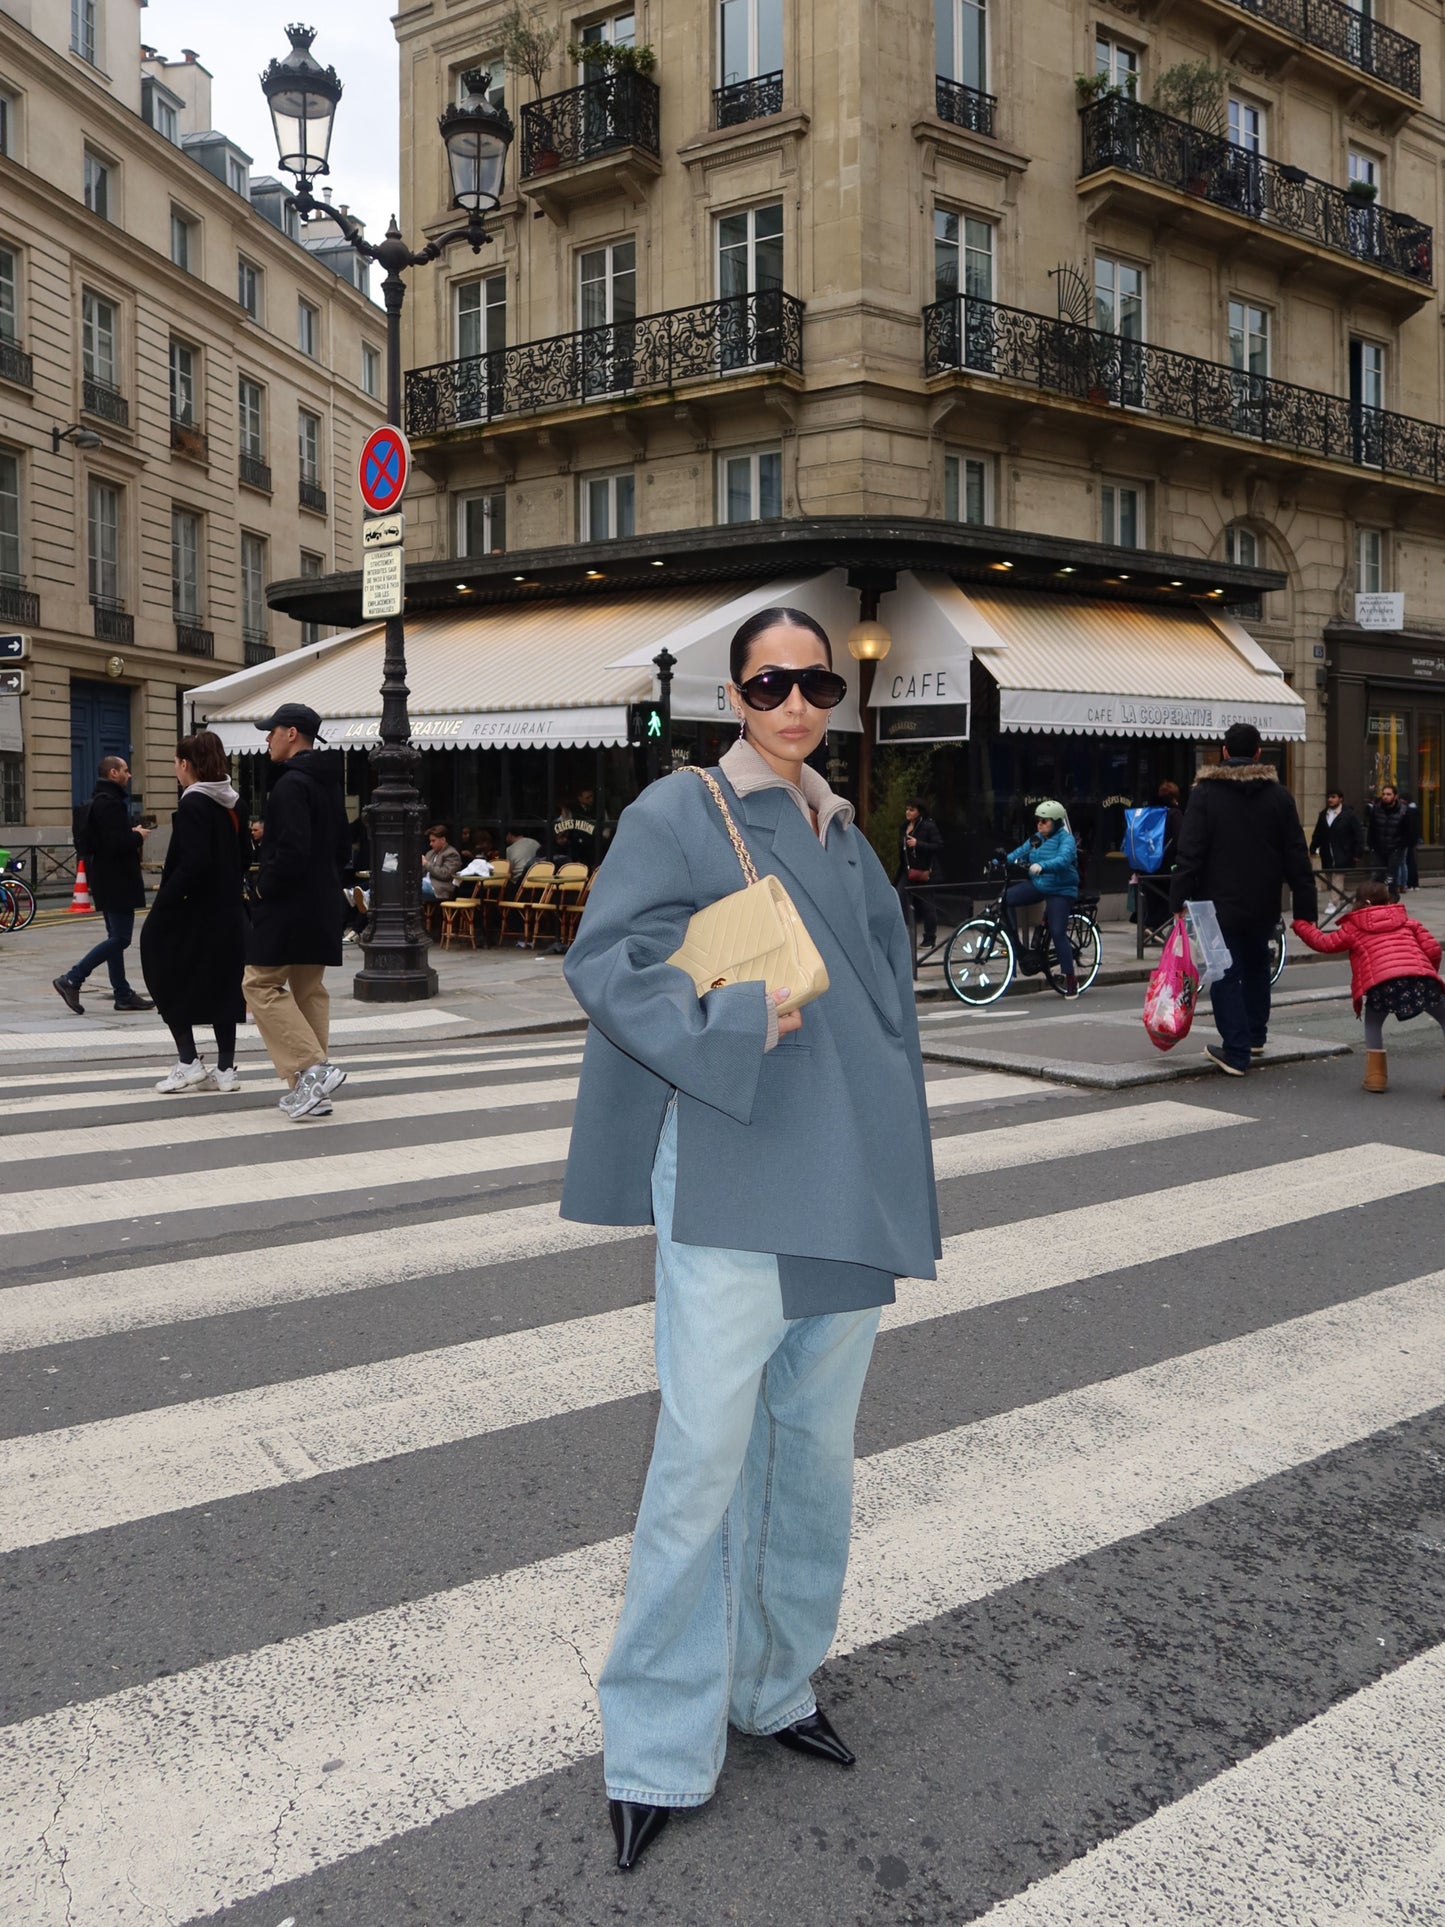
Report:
718,738,855,844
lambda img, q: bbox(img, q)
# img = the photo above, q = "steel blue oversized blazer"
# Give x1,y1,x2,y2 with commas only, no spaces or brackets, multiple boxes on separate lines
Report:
559,766,942,1318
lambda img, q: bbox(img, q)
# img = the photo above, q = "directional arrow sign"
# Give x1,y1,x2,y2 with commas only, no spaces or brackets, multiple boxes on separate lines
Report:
358,426,411,516
0,635,27,661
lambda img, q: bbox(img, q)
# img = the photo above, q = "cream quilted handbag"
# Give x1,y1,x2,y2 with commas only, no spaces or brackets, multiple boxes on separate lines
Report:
666,767,829,1018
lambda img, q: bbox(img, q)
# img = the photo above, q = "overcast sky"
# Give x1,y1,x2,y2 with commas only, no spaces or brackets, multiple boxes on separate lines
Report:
144,0,401,258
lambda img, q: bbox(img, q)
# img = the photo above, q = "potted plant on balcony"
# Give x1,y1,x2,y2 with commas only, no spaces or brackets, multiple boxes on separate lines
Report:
1074,71,1129,105
1345,176,1379,202
569,39,657,77
500,4,561,170
1152,61,1231,195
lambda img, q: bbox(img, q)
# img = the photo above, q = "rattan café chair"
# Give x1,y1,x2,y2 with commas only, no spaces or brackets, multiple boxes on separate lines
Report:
553,863,591,947
438,876,485,950
497,861,556,947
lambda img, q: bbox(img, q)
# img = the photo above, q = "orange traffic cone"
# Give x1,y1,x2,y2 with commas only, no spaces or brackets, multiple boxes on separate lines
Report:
68,860,95,914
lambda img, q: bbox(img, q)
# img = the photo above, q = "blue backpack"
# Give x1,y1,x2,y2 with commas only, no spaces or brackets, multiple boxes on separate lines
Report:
1123,806,1168,874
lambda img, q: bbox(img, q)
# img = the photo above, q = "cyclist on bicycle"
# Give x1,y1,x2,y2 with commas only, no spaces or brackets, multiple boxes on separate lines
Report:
1004,800,1080,997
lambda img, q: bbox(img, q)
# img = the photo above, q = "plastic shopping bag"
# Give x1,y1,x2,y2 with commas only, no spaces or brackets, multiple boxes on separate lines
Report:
1122,806,1168,874
1183,899,1233,990
1143,915,1200,1051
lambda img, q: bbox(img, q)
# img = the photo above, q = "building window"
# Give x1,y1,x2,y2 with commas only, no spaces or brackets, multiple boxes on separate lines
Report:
944,451,992,525
1352,337,1385,412
933,208,992,304
456,274,507,359
0,448,20,585
237,256,261,319
361,342,381,398
299,548,323,648
0,248,17,345
168,340,196,425
297,299,319,358
581,471,636,541
238,377,265,458
1224,524,1263,618
1228,96,1265,152
1358,527,1384,594
241,533,267,642
719,0,782,86
298,410,321,484
936,0,986,92
1228,299,1270,377
83,150,111,220
87,478,120,605
71,0,96,63
717,203,783,298
152,95,179,144
1093,255,1143,338
578,242,637,389
1101,478,1145,548
227,154,249,196
719,448,782,523
1095,33,1139,94
457,61,507,110
81,290,117,388
0,88,15,158
1348,149,1379,190
171,507,201,619
457,491,506,557
169,211,196,272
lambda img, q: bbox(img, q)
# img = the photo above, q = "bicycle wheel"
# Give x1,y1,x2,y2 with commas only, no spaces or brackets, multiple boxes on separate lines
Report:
1268,919,1287,985
6,878,34,929
0,887,17,932
944,919,1016,1006
1043,913,1102,994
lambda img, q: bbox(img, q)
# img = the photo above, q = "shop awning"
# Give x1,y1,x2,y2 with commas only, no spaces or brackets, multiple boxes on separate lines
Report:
189,592,736,753
964,589,1308,742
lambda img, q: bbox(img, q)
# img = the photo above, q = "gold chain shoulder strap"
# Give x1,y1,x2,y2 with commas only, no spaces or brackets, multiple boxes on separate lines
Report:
676,765,760,888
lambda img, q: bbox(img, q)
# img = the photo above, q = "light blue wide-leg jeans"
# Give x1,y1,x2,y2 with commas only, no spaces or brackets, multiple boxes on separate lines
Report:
598,1102,880,1808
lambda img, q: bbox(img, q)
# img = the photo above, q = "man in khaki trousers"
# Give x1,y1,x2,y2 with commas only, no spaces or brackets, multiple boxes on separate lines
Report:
243,703,351,1121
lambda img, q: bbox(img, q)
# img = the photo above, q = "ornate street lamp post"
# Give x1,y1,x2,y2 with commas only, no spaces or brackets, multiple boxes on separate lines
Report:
261,29,512,1000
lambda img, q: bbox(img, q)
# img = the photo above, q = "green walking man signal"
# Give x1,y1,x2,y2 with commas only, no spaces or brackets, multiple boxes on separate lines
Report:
628,701,666,746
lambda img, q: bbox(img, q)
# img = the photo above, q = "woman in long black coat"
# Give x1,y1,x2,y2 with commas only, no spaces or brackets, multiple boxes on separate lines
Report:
141,730,250,1094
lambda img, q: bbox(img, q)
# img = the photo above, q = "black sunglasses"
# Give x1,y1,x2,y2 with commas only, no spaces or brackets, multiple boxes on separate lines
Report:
736,667,849,712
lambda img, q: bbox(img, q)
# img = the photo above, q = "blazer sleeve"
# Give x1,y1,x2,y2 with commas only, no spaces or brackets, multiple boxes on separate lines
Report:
863,841,942,1261
563,799,770,1126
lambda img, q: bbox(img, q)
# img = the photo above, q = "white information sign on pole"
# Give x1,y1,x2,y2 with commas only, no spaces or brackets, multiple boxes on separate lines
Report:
362,514,405,550
362,544,404,619
1355,592,1405,631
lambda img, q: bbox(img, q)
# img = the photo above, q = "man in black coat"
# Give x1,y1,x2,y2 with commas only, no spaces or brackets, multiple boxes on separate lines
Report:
53,754,155,1014
1169,722,1316,1076
243,704,351,1121
1366,783,1413,898
1309,788,1364,901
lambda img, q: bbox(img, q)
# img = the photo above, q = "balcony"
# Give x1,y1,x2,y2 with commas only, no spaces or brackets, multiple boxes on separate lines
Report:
1190,0,1419,109
0,339,33,389
298,477,327,515
1080,96,1432,308
924,293,1445,489
175,621,214,658
0,577,39,625
520,71,661,213
934,76,996,139
239,453,273,494
91,598,133,645
244,635,274,666
82,377,129,428
714,71,784,128
170,418,210,464
406,289,805,438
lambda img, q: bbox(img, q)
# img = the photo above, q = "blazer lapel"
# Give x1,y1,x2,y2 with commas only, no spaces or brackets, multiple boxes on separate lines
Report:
732,785,901,1031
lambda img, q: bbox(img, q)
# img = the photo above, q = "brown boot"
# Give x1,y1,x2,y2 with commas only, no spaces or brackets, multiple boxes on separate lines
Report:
1363,1050,1388,1093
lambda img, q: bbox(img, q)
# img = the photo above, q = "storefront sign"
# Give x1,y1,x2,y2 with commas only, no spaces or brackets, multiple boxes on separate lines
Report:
996,687,1306,741
1411,654,1445,680
877,702,971,744
879,665,959,706
362,546,404,620
1355,592,1405,630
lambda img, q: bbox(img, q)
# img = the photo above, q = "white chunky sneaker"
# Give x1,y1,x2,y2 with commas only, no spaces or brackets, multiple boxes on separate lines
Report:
202,1067,242,1093
155,1059,210,1095
302,1061,348,1100
287,1094,333,1121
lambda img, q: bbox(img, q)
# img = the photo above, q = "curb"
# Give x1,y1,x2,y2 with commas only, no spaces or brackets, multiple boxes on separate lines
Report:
918,1036,1351,1090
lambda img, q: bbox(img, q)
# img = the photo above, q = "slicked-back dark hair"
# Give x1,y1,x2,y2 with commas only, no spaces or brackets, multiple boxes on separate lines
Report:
729,607,833,686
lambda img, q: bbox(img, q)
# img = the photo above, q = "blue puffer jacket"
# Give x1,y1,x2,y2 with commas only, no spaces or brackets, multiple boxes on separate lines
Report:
1007,826,1079,896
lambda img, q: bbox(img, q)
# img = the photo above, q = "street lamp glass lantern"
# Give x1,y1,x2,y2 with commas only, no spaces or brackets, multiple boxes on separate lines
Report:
261,24,342,181
440,70,513,213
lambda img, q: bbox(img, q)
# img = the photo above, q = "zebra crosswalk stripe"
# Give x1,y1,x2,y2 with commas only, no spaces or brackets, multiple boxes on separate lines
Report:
5,1266,1445,1927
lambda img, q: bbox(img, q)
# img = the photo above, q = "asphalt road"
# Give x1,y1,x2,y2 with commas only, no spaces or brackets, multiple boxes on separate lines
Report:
3,996,1445,1927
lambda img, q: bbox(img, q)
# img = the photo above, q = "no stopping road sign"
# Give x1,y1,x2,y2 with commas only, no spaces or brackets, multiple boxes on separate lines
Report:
358,425,411,515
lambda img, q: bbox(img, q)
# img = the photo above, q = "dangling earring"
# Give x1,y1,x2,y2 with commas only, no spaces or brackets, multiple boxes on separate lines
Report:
737,712,747,740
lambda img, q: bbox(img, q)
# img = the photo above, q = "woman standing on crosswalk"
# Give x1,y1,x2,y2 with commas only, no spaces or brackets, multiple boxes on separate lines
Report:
561,607,941,1871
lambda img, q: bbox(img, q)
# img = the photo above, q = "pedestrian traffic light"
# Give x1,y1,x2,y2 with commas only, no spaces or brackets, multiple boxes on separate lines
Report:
628,701,665,747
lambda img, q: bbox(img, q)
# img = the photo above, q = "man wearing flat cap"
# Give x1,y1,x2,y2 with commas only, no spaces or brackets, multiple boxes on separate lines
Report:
244,703,352,1119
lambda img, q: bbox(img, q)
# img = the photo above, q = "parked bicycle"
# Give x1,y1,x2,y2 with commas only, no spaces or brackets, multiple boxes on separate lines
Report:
944,858,1103,1006
0,855,36,932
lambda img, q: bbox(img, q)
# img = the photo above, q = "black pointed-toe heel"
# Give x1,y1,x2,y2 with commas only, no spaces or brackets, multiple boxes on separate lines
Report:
773,1707,856,1768
609,1798,671,1870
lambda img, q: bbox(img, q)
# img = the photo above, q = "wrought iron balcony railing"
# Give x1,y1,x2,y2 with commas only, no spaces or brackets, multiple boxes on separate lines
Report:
406,288,805,437
170,419,210,463
298,478,327,515
0,339,33,388
175,621,215,658
935,76,997,138
1081,96,1432,283
82,377,129,427
520,70,661,178
0,577,39,625
714,71,784,128
924,292,1445,486
239,453,272,493
244,634,274,666
91,597,133,644
1220,0,1419,95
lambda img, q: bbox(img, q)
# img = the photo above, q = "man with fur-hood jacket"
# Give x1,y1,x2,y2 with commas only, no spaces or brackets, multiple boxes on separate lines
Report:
1170,722,1316,1075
